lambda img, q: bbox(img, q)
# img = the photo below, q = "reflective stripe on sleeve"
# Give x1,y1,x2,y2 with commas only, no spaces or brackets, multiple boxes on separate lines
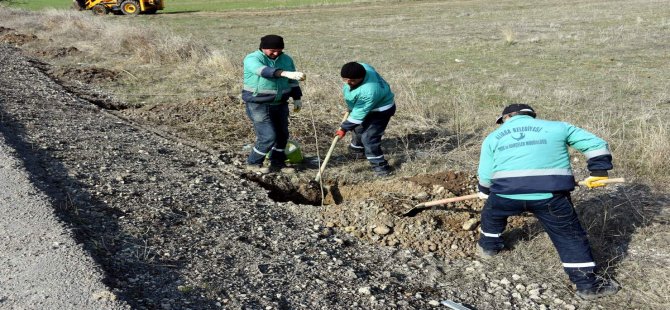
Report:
371,103,394,112
583,148,611,159
346,116,363,124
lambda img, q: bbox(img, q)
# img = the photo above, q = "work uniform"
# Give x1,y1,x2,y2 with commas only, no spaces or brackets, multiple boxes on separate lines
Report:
242,50,302,167
477,115,612,290
340,63,395,172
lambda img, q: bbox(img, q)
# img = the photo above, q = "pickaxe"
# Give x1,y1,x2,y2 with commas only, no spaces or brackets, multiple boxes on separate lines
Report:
404,177,626,216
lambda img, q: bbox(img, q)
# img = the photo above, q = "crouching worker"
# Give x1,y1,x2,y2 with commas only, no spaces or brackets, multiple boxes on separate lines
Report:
476,103,619,300
242,34,305,174
336,62,396,176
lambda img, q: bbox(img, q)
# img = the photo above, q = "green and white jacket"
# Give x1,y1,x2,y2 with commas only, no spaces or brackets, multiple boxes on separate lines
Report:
478,115,612,199
340,63,395,130
242,50,302,105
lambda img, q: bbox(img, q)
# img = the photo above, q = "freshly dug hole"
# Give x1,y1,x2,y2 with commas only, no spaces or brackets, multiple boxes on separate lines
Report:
242,172,338,206
243,170,537,259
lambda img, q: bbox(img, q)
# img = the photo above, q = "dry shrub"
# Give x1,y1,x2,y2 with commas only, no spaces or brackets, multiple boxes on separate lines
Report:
618,115,670,179
501,27,516,45
112,30,210,64
40,9,105,40
198,51,241,89
0,8,211,65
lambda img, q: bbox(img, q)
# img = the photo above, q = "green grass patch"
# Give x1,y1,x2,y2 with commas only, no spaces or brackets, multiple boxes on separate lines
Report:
165,0,366,12
6,0,370,12
6,0,71,10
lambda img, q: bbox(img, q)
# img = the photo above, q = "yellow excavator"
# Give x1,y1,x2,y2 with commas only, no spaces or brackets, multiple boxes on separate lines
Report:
73,0,165,15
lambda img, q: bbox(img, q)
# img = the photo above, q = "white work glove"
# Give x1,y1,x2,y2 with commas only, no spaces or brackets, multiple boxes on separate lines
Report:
280,71,306,81
293,99,302,112
477,192,489,199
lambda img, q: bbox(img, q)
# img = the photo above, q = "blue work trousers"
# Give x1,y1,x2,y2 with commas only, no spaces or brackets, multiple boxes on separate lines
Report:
350,105,395,168
478,193,598,290
245,101,289,167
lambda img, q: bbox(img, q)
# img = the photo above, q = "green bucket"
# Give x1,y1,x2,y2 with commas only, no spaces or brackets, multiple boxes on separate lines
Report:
284,140,303,164
265,140,303,164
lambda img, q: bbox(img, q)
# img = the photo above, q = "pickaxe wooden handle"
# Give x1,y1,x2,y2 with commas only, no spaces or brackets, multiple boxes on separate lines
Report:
314,112,349,182
414,193,479,208
413,177,626,209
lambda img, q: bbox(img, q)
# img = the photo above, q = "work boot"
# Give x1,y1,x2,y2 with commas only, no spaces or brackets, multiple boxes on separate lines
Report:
347,145,365,160
576,279,619,300
246,164,270,174
476,244,499,258
372,164,393,177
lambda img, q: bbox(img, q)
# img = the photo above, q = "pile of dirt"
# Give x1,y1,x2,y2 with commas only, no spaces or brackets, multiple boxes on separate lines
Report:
32,46,81,59
16,56,129,111
241,168,536,259
315,171,534,259
49,65,120,85
122,96,254,151
0,30,37,46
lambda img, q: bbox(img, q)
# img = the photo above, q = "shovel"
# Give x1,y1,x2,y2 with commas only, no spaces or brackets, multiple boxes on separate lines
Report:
314,112,349,183
404,177,626,216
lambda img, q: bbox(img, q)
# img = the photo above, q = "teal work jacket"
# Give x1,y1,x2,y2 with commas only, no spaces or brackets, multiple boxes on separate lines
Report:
478,115,612,199
340,63,394,130
242,50,302,105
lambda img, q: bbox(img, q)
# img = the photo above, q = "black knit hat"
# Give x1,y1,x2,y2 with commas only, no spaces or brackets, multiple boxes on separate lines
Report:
496,103,536,124
340,62,366,79
259,35,284,49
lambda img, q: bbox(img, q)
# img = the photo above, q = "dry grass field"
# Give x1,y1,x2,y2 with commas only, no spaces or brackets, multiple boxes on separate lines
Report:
2,0,669,308
4,0,668,181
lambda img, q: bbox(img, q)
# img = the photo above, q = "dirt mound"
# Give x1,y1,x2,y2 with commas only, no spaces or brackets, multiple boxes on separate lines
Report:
49,66,120,85
1,32,38,46
318,171,536,259
33,46,81,59
244,169,536,260
31,61,130,110
123,96,255,150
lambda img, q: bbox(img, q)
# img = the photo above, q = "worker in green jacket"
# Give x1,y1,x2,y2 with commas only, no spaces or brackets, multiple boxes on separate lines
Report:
336,62,396,176
477,103,619,300
242,35,305,173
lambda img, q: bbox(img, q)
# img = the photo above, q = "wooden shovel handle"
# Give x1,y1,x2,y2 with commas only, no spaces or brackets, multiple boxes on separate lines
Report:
315,111,349,182
577,177,626,186
415,193,479,208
